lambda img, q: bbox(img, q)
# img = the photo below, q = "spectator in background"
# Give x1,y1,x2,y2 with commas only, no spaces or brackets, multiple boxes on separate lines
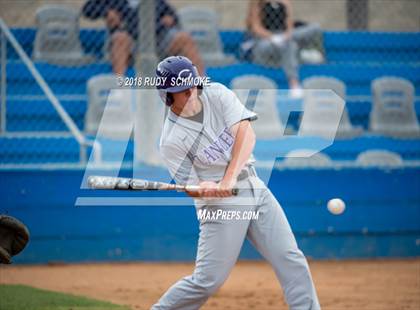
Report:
245,0,322,93
82,0,204,76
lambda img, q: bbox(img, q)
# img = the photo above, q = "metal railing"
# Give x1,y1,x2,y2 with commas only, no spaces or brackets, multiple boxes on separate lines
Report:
0,18,102,164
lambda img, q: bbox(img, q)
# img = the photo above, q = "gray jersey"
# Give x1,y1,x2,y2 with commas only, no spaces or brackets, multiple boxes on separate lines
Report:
154,82,320,310
159,82,257,186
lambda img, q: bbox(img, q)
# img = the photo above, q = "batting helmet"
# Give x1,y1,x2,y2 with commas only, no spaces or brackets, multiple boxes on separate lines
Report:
156,56,202,106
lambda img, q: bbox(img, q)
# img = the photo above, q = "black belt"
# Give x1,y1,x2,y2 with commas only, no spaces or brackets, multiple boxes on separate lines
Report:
237,166,256,181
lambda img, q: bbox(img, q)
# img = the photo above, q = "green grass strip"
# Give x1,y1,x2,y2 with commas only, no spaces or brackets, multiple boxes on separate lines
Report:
0,284,130,310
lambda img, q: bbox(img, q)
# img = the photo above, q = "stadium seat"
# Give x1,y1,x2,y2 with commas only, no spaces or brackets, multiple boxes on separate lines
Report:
356,150,404,168
230,75,285,139
370,77,420,138
302,76,363,138
85,74,133,139
4,26,420,165
178,7,236,67
299,90,343,139
283,149,333,168
33,5,93,65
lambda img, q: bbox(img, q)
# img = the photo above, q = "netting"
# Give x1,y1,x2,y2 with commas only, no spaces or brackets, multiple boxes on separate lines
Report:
0,0,419,165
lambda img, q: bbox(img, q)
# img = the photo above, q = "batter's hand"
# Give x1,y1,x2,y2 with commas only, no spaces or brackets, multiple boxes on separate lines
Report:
186,181,236,198
199,181,221,198
184,181,217,198
217,178,236,197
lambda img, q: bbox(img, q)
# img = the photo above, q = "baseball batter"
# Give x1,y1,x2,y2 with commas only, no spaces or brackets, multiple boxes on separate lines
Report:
152,56,320,310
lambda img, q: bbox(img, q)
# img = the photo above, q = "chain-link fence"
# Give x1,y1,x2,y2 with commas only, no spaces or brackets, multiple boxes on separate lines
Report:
0,0,419,165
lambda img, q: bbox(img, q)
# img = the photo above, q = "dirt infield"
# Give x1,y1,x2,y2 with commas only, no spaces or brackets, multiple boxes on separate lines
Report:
1,259,419,310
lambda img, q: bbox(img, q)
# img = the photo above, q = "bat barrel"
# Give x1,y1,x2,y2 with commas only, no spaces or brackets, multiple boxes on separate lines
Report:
87,176,130,190
88,176,239,196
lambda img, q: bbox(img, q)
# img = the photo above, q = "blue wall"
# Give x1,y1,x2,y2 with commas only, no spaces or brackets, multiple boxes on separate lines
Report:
1,166,419,263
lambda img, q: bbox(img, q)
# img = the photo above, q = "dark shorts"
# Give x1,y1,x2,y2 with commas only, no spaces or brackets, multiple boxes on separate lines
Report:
156,27,181,57
107,27,181,60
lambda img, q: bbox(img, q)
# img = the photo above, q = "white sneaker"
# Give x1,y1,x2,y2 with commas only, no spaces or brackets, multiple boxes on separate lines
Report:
300,49,325,64
271,34,287,47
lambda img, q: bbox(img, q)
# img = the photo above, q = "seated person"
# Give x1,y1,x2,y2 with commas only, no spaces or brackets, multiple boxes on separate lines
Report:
245,0,321,91
82,0,204,75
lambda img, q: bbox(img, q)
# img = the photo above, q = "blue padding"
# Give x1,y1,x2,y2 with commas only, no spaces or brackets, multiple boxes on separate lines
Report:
1,135,420,164
0,137,80,163
326,51,420,63
7,28,35,59
0,167,418,262
6,62,112,82
324,32,420,63
0,136,137,163
10,233,420,263
79,28,106,59
255,136,420,160
6,99,86,131
323,32,420,49
219,30,245,57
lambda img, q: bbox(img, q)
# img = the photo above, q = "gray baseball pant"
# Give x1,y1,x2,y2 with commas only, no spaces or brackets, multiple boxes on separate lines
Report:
252,23,321,80
151,177,320,310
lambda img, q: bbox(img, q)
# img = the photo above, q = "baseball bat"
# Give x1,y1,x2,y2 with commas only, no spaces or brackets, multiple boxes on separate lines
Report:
87,176,239,196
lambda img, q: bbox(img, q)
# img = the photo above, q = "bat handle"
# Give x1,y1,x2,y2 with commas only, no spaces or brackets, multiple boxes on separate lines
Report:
185,186,239,196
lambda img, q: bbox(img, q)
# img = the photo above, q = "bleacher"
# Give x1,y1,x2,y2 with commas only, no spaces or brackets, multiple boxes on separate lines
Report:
1,29,419,165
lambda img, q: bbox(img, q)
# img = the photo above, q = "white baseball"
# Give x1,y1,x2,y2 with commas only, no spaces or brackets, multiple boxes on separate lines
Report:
327,198,346,215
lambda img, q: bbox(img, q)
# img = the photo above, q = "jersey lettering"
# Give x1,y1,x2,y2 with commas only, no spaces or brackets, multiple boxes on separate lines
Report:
198,128,235,164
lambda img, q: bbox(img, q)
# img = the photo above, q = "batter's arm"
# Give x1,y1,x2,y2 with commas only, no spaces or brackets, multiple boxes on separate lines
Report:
160,143,200,196
218,120,256,197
